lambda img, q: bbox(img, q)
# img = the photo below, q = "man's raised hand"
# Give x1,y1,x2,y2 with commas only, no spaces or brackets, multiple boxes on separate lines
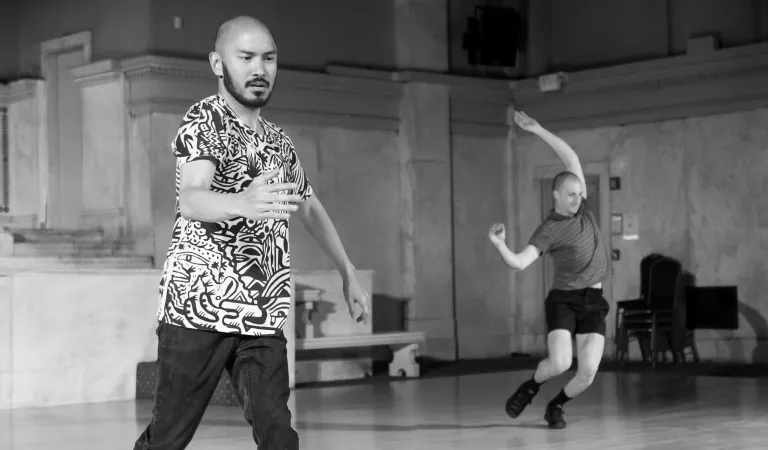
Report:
513,111,542,133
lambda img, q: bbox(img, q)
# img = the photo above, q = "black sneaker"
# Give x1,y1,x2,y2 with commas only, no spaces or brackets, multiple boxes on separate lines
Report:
544,403,566,429
504,382,538,418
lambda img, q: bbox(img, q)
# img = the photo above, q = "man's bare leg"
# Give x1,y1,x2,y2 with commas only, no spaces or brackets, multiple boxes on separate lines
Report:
505,329,573,418
533,330,574,383
544,333,605,429
564,333,604,396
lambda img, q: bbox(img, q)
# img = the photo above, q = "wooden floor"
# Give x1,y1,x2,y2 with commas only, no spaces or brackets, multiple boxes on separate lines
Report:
2,369,767,449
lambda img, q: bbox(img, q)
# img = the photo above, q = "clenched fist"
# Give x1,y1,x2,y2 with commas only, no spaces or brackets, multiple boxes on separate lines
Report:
488,223,506,247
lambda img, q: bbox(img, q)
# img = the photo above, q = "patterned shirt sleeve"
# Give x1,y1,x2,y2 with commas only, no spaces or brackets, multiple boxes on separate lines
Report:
171,101,228,166
529,220,557,255
284,136,314,201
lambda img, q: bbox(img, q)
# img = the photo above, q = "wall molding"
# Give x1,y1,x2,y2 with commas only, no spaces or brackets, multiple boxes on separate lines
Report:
403,70,513,137
0,79,41,104
327,65,514,137
512,41,768,131
63,40,768,136
451,88,514,137
52,55,518,136
40,31,93,64
325,64,511,92
104,56,513,135
118,56,404,131
81,207,124,218
71,60,124,88
532,161,610,180
0,213,38,229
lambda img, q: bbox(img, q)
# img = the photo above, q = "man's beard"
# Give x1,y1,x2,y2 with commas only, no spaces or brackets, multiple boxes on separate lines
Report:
222,64,274,109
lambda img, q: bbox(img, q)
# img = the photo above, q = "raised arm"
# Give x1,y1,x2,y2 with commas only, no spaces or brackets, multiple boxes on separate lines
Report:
514,111,586,198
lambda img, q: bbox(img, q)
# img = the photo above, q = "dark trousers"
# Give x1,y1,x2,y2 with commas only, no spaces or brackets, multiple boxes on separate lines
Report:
134,321,298,450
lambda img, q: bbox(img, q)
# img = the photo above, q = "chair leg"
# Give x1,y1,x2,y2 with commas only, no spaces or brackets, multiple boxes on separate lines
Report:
614,309,621,352
689,331,700,363
651,318,657,369
637,333,650,364
620,326,630,366
615,313,624,363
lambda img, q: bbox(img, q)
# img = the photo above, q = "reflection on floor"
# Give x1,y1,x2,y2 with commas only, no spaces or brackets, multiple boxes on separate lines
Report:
3,368,767,449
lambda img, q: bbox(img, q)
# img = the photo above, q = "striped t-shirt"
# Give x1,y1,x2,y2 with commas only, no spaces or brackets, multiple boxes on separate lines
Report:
529,200,610,290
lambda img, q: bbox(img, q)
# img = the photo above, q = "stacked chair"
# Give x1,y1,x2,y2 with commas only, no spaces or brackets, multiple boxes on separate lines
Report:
614,254,699,368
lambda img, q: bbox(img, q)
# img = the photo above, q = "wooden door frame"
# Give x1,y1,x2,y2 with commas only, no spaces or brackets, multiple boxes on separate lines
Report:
533,161,615,349
39,31,92,228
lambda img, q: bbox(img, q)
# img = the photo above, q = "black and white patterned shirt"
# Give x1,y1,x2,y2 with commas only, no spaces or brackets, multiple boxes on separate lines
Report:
157,94,313,336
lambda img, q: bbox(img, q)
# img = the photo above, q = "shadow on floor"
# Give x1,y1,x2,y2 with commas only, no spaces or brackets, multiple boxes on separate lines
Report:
296,354,768,389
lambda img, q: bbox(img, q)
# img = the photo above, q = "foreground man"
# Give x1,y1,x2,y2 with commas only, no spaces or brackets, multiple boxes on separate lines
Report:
134,16,370,450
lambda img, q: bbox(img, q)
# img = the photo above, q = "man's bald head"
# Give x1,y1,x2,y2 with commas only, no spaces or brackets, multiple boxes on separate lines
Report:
214,16,274,56
551,171,580,192
551,171,584,216
209,16,278,111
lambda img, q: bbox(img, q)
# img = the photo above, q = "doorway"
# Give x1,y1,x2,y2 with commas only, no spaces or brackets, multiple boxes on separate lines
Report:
539,175,601,293
40,32,91,229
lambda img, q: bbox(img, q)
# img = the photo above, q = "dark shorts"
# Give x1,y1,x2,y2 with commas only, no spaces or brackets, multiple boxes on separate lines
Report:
545,287,610,336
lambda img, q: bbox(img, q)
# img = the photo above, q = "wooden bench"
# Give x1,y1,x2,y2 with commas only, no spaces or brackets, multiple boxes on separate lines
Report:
296,331,426,377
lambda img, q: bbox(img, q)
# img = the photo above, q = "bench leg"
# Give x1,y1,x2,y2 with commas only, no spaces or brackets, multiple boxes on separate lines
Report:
301,308,315,338
389,343,420,377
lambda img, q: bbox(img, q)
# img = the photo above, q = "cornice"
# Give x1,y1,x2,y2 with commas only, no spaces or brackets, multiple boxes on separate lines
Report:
71,60,124,88
0,79,42,105
120,56,404,131
512,41,768,130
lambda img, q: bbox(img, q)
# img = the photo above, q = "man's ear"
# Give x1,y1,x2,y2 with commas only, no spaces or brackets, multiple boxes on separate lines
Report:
209,52,223,78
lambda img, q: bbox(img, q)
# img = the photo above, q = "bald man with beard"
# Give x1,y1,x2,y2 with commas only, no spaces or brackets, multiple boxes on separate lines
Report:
134,16,371,450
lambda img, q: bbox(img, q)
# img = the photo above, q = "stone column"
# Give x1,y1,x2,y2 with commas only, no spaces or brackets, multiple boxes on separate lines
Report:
0,274,11,410
71,61,129,240
125,110,156,259
395,0,456,360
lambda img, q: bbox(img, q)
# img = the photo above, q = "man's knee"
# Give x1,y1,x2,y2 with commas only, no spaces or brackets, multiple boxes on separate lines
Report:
576,361,599,382
548,343,573,374
574,332,605,383
238,378,293,427
547,329,574,375
244,397,293,424
551,354,572,374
